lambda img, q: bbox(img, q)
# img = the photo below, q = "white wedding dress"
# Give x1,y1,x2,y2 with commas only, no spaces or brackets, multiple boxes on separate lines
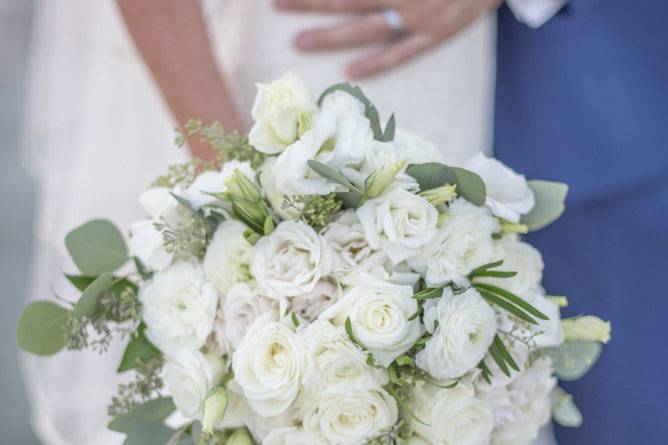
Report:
22,1,554,444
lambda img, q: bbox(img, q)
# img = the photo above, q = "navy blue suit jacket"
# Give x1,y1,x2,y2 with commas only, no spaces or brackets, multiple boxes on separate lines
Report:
495,1,668,443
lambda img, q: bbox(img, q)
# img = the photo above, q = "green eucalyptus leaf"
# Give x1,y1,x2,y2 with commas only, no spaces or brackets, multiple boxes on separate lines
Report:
381,114,396,142
117,324,161,373
123,421,175,445
545,340,602,381
109,397,176,433
521,180,568,231
318,82,384,140
307,160,361,193
65,274,96,291
405,163,486,206
336,191,364,209
17,301,71,355
65,219,128,275
74,272,115,317
552,387,583,427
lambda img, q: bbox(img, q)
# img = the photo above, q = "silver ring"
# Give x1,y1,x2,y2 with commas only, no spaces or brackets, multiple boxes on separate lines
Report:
380,8,406,37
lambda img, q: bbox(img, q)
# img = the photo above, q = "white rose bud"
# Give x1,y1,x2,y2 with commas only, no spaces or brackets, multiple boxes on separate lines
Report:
218,282,278,350
202,386,228,435
357,186,438,264
141,261,218,353
416,287,496,380
204,220,254,295
465,152,535,223
252,221,333,298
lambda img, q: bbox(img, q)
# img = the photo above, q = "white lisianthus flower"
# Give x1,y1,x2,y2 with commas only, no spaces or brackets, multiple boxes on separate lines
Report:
357,186,438,264
163,350,225,418
412,382,494,445
258,157,299,220
128,219,173,271
302,388,398,445
481,235,544,296
232,315,305,417
204,220,254,295
271,91,373,196
301,320,388,395
290,277,340,322
465,153,535,223
416,287,496,379
139,187,181,219
185,160,254,208
141,261,218,353
320,275,422,367
263,427,326,445
489,357,556,445
252,221,333,298
394,128,448,165
409,198,499,287
249,72,318,154
218,282,278,350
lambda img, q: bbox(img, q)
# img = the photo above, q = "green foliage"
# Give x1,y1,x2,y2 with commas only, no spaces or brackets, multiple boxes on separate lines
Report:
521,180,568,231
318,83,396,142
473,282,548,326
487,335,520,378
155,212,211,261
468,259,517,279
545,340,602,381
16,301,71,355
123,421,176,445
282,193,342,231
117,324,161,373
65,219,128,275
152,158,215,189
108,358,166,421
74,272,115,317
405,163,486,206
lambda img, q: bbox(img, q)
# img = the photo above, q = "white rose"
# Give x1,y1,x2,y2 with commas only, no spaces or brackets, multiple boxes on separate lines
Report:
290,277,340,322
232,315,305,417
271,91,373,196
185,160,255,208
204,220,254,295
141,261,218,353
128,219,173,271
489,357,556,445
481,235,544,296
323,211,385,277
412,382,494,445
409,198,499,287
302,389,398,445
497,288,564,348
320,276,422,367
252,221,333,298
416,287,496,379
249,72,318,155
301,320,388,395
465,153,534,223
163,350,225,418
357,186,438,264
218,282,278,350
263,427,326,445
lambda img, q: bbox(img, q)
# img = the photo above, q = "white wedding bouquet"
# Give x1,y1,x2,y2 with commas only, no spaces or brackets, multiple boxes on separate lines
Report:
18,73,611,445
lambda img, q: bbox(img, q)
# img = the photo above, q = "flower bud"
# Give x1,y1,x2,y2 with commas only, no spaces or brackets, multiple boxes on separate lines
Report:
225,169,262,202
419,184,458,207
562,316,611,344
226,428,254,445
201,386,228,435
364,160,406,198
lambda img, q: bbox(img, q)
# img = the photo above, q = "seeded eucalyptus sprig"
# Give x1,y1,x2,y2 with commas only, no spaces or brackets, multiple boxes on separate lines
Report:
282,193,342,231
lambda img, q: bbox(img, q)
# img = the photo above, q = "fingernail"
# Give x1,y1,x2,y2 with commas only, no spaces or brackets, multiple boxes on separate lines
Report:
296,33,314,50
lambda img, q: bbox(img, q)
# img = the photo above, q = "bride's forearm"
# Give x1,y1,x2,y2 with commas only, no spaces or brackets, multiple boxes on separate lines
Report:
117,0,245,161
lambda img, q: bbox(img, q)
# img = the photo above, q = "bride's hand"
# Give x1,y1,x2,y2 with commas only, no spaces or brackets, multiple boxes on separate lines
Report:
275,0,503,79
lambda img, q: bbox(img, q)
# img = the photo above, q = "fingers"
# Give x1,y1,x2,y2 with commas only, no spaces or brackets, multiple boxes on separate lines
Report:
275,0,405,13
295,14,393,51
346,33,434,79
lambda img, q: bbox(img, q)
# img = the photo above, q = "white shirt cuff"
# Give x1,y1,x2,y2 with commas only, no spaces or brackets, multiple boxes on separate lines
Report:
505,0,568,28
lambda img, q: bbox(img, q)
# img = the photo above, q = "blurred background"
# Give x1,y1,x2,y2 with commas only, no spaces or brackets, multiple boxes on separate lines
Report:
0,0,40,443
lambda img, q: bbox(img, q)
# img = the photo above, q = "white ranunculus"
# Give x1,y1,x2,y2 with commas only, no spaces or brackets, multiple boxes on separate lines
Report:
185,160,255,208
271,90,373,196
232,315,305,417
163,350,225,418
302,388,398,445
357,186,438,264
409,198,499,287
416,287,496,379
412,382,494,445
301,320,388,395
319,276,422,367
465,153,535,223
263,427,326,445
141,261,218,353
252,220,333,298
498,288,564,348
481,235,544,296
249,72,318,155
219,282,278,350
290,277,340,322
128,219,173,271
489,358,556,445
204,220,254,295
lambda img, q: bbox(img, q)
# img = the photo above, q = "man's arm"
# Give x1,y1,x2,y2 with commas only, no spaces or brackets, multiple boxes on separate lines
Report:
117,0,245,160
